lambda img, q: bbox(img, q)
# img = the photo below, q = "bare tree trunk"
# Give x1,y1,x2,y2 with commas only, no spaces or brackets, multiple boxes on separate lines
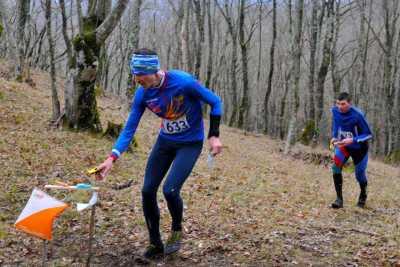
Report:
95,0,112,92
279,70,290,139
126,0,143,100
26,25,46,65
193,0,205,79
205,0,214,89
315,1,334,130
396,75,400,152
0,2,5,39
389,27,400,155
254,0,263,130
264,0,276,134
382,0,398,155
356,0,372,112
216,1,239,127
129,0,142,53
0,2,14,58
45,0,60,121
15,0,30,81
330,1,342,98
168,0,185,69
60,0,73,65
181,0,192,72
150,2,157,49
278,0,293,139
284,0,304,154
307,0,318,122
214,26,230,122
76,0,84,34
88,0,97,16
116,22,125,96
238,0,254,130
69,0,75,37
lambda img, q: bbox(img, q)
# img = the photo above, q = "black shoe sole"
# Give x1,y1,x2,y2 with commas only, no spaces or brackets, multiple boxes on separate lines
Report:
143,252,164,260
143,247,164,259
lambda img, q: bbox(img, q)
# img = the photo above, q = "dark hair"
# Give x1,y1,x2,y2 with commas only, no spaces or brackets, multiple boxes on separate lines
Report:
337,92,352,102
133,48,158,56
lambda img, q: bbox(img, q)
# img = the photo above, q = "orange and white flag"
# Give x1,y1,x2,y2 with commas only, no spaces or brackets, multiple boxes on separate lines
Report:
15,188,68,240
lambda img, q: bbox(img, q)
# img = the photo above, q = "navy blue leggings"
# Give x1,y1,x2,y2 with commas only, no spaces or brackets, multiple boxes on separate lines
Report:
141,136,203,246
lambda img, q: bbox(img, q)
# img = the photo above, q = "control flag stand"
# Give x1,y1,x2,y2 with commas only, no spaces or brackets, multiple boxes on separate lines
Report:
43,183,98,266
15,166,131,266
14,188,68,266
86,201,96,267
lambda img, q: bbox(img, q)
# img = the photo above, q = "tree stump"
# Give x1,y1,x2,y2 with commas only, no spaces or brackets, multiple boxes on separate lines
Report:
103,121,138,152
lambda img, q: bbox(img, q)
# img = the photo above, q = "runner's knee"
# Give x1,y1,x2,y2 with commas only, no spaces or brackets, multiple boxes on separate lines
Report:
142,185,157,199
163,186,179,200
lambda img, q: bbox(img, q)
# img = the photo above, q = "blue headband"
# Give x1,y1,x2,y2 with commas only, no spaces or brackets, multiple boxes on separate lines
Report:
130,54,160,75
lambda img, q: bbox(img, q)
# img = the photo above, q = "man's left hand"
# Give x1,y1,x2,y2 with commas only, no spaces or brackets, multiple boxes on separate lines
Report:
209,136,223,156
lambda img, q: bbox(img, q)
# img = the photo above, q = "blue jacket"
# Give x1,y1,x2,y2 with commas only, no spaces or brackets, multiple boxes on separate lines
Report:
111,70,223,159
331,106,372,150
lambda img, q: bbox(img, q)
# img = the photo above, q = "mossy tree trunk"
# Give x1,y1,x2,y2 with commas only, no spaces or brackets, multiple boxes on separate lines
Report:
64,0,129,132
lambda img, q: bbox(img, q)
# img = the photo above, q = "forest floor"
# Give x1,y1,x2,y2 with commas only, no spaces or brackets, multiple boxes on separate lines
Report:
0,60,399,266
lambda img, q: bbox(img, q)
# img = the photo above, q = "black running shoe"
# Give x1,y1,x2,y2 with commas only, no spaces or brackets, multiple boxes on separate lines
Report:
331,198,343,209
164,231,182,255
357,182,367,208
143,244,164,259
357,191,367,208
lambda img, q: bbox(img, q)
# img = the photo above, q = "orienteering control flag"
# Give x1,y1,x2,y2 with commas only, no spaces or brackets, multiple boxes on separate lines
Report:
15,188,68,240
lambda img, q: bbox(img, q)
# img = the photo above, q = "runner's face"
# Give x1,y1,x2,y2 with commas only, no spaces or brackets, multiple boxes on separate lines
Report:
336,99,351,113
134,73,158,89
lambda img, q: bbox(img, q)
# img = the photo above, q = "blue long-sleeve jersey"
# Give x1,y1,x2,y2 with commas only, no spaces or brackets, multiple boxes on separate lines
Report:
331,106,372,150
111,70,223,159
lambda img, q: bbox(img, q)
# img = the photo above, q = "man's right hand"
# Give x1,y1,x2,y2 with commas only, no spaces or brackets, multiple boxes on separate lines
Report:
95,157,114,181
330,138,338,145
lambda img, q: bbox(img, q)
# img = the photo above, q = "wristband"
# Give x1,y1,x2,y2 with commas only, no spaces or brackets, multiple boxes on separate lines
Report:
208,115,221,138
108,154,118,162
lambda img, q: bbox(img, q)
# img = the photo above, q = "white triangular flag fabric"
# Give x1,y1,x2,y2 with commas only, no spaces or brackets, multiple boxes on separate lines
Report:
76,192,98,212
15,188,68,240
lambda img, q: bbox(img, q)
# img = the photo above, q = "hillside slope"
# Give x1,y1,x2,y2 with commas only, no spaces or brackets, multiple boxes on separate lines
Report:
0,63,399,266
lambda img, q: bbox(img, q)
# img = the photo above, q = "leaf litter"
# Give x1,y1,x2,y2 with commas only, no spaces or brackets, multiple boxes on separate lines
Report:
0,60,399,266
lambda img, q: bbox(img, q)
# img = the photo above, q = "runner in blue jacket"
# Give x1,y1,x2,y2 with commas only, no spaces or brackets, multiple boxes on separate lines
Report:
95,48,223,258
330,92,372,209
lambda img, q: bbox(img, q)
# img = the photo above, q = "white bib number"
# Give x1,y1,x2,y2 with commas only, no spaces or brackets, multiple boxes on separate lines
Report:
162,115,190,134
338,129,354,140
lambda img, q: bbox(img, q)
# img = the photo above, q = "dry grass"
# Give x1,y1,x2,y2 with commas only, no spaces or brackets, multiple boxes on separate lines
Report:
0,61,399,266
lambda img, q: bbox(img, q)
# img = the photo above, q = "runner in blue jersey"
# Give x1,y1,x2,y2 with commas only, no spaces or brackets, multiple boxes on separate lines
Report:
330,92,372,209
95,48,223,258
